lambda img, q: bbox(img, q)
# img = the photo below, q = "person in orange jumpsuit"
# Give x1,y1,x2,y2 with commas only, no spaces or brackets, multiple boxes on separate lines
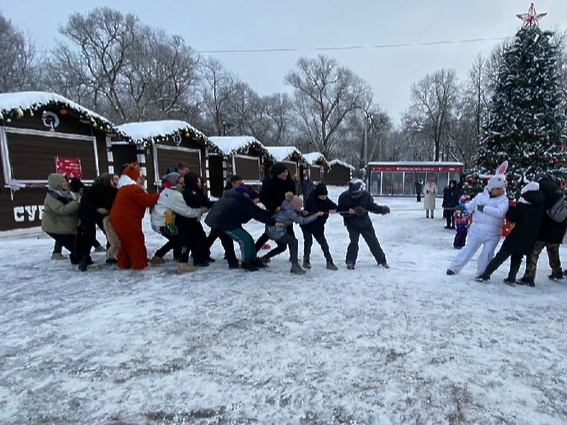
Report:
109,164,159,270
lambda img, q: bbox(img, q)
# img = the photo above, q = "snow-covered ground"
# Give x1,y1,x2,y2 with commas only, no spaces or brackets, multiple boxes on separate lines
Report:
1,186,566,424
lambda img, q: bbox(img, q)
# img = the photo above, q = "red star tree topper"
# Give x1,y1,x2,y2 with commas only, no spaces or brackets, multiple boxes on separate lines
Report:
516,3,547,28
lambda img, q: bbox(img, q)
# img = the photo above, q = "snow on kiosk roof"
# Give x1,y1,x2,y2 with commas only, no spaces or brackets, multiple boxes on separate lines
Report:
208,136,274,160
264,146,307,163
0,91,126,137
118,120,214,148
303,152,327,166
328,159,355,171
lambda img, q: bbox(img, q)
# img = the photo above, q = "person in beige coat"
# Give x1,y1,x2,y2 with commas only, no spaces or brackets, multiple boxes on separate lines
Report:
423,178,437,218
41,173,81,264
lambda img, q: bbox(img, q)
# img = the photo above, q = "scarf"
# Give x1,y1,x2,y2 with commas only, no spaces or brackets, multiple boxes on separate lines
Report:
47,187,74,204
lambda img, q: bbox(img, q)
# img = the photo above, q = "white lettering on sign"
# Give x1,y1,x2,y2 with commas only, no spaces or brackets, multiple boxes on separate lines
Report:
13,205,44,223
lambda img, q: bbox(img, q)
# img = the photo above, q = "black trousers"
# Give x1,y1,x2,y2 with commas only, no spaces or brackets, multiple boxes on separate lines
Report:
481,247,523,280
47,233,79,263
345,224,386,265
207,228,237,263
255,224,295,252
262,233,299,264
302,229,333,262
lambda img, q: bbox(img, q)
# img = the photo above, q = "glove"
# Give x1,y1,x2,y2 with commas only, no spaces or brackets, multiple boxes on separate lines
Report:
477,205,485,212
354,206,366,216
379,205,391,215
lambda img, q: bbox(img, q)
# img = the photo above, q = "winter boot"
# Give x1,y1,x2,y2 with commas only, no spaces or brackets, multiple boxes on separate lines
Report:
303,258,311,269
94,245,107,253
241,261,260,272
516,277,535,287
150,256,166,265
228,260,240,269
346,262,355,270
502,277,516,286
78,256,88,272
51,252,66,260
259,255,271,264
290,263,306,275
253,258,268,269
548,272,564,281
378,262,390,269
326,260,338,271
178,263,197,274
475,274,490,282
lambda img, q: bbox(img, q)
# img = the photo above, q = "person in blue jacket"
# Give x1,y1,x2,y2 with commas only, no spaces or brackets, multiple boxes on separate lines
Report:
300,182,339,270
337,179,391,270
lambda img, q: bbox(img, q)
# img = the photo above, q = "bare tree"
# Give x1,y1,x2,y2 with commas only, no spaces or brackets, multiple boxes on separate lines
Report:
285,55,372,159
408,68,459,161
124,29,200,122
198,57,240,136
0,12,42,92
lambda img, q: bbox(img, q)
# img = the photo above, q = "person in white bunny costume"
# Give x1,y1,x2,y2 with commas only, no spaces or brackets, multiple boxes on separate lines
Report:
447,162,510,277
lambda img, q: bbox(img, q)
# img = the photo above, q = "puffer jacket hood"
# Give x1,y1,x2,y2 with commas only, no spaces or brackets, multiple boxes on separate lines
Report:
48,173,66,189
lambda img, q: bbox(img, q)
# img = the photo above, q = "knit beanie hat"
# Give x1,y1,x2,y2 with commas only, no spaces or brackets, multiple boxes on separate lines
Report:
122,164,141,181
271,162,288,177
248,189,260,200
348,179,363,196
487,175,506,191
69,178,85,193
285,191,303,210
161,172,181,189
314,182,328,196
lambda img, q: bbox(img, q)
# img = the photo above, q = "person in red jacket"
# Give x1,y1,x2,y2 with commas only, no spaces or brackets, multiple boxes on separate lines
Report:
109,163,159,270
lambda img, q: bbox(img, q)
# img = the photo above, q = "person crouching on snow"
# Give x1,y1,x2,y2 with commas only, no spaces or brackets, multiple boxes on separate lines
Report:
260,192,323,274
447,175,509,277
475,182,544,284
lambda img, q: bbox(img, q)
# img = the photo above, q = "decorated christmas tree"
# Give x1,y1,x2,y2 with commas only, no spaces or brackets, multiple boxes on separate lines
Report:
469,4,566,199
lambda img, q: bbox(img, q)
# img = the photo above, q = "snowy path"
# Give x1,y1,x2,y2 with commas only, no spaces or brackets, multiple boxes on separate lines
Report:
1,190,566,424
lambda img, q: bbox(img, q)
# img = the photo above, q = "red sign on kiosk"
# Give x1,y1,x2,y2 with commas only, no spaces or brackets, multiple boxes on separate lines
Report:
56,157,82,179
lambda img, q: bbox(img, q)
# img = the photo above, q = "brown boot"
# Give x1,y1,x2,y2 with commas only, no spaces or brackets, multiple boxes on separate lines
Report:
178,263,197,274
326,260,338,271
303,258,311,269
150,256,166,265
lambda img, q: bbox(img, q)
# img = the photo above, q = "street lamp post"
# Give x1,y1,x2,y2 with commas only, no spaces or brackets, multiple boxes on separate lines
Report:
364,114,374,165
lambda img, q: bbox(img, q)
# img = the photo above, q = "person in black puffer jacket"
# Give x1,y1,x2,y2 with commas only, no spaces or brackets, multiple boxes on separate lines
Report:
442,180,460,229
215,185,276,271
518,173,567,285
178,173,215,267
476,181,544,284
254,162,296,252
337,179,391,270
300,182,339,270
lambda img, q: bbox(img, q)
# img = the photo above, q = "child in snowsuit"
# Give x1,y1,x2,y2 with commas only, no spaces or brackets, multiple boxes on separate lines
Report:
453,195,471,249
337,179,391,270
260,192,322,274
300,182,338,270
447,175,509,276
475,182,544,284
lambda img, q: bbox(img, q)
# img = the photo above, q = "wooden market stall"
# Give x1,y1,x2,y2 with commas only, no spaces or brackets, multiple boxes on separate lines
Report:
263,146,307,179
208,136,275,197
0,91,127,231
118,120,222,195
302,152,327,183
325,159,355,186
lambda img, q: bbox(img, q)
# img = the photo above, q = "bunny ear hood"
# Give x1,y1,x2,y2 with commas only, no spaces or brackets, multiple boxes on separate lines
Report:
496,161,508,175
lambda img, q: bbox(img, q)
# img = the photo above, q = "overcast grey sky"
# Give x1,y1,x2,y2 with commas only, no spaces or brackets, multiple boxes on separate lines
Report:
2,1,566,125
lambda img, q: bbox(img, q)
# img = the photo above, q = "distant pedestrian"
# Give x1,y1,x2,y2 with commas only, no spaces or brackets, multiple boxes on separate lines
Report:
424,178,437,218
415,178,423,202
442,180,459,229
